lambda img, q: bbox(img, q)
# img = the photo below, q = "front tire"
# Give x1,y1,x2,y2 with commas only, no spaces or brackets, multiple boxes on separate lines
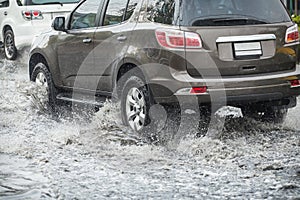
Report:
4,29,17,60
30,63,57,112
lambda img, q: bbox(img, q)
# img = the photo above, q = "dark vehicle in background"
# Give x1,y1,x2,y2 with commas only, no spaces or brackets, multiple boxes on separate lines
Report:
29,0,300,132
0,0,79,60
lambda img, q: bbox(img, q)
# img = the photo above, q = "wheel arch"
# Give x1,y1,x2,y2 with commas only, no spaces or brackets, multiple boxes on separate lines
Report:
116,57,147,83
116,63,145,82
2,25,13,38
115,60,147,97
29,52,49,80
29,47,62,86
115,58,175,101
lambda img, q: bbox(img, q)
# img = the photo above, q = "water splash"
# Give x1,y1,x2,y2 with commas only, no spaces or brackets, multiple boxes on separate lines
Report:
0,56,299,199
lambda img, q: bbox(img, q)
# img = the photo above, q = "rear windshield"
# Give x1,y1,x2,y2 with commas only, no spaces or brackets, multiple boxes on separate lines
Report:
17,0,80,6
181,0,291,26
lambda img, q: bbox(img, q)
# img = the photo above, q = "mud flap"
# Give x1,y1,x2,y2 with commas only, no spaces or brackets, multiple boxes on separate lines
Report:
285,96,297,109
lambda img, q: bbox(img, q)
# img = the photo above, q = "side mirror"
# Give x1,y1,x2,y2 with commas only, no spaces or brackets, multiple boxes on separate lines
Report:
52,17,66,32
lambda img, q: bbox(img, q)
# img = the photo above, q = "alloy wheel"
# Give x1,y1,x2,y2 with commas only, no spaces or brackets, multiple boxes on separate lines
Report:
35,71,49,101
125,87,146,131
4,32,16,59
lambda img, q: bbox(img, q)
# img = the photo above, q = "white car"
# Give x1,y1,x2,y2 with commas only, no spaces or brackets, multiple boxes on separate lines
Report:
0,0,79,60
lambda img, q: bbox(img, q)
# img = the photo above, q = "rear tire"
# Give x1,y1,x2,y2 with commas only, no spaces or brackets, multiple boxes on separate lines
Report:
118,68,180,143
120,74,151,132
4,29,17,60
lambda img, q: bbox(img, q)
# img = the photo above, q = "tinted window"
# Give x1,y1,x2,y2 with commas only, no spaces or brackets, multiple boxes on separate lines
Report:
103,0,128,26
147,0,176,25
182,0,291,26
70,0,99,29
0,0,9,7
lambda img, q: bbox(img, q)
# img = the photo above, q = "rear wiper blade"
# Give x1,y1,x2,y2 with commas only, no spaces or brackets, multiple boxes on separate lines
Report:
40,2,63,6
212,17,268,24
191,15,269,26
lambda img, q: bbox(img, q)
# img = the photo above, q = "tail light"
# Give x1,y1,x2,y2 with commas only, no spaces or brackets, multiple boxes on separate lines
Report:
155,29,202,49
290,79,300,88
22,10,43,20
190,86,207,94
22,11,31,20
32,10,42,19
175,86,208,95
285,24,299,43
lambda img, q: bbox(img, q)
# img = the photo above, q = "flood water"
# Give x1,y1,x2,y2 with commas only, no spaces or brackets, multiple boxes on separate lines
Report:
0,50,299,199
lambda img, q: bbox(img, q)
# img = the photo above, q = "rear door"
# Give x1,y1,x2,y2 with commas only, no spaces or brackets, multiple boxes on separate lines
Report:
56,0,103,90
93,0,139,93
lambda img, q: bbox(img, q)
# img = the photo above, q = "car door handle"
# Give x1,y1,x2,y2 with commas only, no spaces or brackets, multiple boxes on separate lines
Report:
117,35,127,42
83,38,92,43
4,11,7,16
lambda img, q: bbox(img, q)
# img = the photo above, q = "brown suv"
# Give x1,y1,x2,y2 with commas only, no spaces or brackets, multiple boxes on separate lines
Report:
29,0,300,132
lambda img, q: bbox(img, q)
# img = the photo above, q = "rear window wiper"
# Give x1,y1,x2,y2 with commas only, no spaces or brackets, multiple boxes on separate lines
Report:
212,17,268,24
191,16,269,26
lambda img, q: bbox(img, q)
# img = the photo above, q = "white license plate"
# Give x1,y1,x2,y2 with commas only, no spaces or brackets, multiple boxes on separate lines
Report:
234,42,262,57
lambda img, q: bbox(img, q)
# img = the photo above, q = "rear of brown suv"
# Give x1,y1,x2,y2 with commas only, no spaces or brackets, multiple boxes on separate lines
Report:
29,0,300,132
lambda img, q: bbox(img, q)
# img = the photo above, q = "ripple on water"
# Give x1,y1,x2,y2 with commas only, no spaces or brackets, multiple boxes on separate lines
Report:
0,154,55,199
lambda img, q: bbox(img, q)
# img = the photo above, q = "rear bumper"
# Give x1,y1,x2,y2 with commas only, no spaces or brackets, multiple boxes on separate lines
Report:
146,66,300,107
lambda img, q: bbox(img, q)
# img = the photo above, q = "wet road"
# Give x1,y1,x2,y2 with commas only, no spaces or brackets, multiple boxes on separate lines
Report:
0,51,300,199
